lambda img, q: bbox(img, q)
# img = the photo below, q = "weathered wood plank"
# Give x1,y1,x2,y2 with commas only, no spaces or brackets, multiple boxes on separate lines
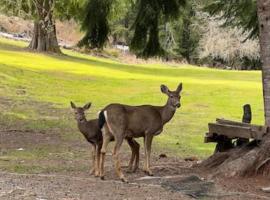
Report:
216,118,267,131
208,122,266,140
216,119,267,137
216,118,252,127
208,123,251,139
250,130,265,140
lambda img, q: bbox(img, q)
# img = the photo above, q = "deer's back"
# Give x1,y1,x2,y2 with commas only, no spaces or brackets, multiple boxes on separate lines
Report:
104,103,163,137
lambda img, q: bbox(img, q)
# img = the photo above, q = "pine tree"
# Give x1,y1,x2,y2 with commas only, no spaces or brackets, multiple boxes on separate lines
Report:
130,0,186,58
205,0,258,40
176,2,199,63
78,0,112,49
79,0,186,58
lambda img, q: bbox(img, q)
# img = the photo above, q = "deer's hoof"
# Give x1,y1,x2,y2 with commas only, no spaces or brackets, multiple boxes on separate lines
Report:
132,165,139,173
127,166,133,173
121,177,128,183
100,176,105,180
90,168,95,175
148,172,154,176
144,169,153,176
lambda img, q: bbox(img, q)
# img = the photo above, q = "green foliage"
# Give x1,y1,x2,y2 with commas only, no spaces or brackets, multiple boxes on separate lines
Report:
159,22,176,55
78,0,112,49
0,0,35,18
0,0,84,22
205,0,258,39
175,3,200,63
110,0,136,45
130,0,186,58
78,0,185,57
157,1,201,63
54,0,86,21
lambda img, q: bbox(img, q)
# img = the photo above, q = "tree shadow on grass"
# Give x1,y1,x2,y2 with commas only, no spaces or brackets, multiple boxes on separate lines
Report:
0,39,222,82
0,40,168,79
0,39,253,83
0,40,28,52
49,53,183,79
43,53,259,83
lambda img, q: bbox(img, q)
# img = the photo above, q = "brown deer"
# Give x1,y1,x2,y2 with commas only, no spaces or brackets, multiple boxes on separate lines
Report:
70,101,140,177
98,83,182,182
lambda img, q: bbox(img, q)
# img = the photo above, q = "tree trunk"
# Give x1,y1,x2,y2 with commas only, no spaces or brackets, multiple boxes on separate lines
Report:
200,1,270,178
28,0,61,53
258,0,270,126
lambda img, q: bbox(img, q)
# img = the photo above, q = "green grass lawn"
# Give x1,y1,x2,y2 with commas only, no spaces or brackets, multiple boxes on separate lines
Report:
0,37,264,158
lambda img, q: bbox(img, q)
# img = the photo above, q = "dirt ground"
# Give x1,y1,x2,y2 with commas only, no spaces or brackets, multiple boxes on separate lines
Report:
0,97,269,199
1,129,270,200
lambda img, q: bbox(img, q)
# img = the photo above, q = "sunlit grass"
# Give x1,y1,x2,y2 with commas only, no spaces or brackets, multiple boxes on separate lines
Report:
0,37,264,158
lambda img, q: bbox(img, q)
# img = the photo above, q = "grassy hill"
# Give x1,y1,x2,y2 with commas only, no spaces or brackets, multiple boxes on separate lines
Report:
0,37,264,159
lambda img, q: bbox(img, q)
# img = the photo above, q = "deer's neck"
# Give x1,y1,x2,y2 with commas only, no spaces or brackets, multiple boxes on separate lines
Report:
160,101,176,125
77,119,89,137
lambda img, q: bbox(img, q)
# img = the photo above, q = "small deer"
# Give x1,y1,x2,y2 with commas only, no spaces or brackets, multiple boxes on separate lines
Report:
71,101,140,176
98,83,182,182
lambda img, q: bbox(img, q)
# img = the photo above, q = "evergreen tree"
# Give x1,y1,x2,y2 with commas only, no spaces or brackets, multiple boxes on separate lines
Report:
205,0,258,40
175,2,200,63
110,0,136,45
79,0,186,58
130,0,186,58
78,0,112,49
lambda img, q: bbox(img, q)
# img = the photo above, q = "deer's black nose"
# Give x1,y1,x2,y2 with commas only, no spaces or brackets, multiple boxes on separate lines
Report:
176,103,181,108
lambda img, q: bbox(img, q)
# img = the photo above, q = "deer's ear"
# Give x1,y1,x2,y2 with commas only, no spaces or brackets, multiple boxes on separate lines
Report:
83,102,92,110
176,83,183,93
70,101,76,109
160,84,169,94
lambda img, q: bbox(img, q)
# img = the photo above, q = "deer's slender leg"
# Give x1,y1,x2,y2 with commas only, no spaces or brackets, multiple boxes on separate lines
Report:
143,135,153,176
126,138,136,172
100,128,111,180
131,139,140,172
143,137,147,172
113,136,127,182
90,144,96,175
95,143,102,177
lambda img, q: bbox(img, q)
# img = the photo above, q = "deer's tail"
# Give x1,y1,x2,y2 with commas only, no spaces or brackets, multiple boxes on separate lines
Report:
98,110,106,129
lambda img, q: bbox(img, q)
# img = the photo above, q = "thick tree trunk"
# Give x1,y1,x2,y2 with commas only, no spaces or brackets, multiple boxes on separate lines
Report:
258,0,270,125
28,0,61,53
29,21,60,53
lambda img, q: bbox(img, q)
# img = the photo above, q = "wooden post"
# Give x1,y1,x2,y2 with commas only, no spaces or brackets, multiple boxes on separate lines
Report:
242,104,252,123
237,104,251,146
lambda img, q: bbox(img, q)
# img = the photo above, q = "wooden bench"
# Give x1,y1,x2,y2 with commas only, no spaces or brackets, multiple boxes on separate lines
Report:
204,105,268,152
205,118,267,142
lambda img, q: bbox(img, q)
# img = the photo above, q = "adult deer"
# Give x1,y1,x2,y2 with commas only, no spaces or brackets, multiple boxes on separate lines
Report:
98,83,183,182
70,101,140,177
